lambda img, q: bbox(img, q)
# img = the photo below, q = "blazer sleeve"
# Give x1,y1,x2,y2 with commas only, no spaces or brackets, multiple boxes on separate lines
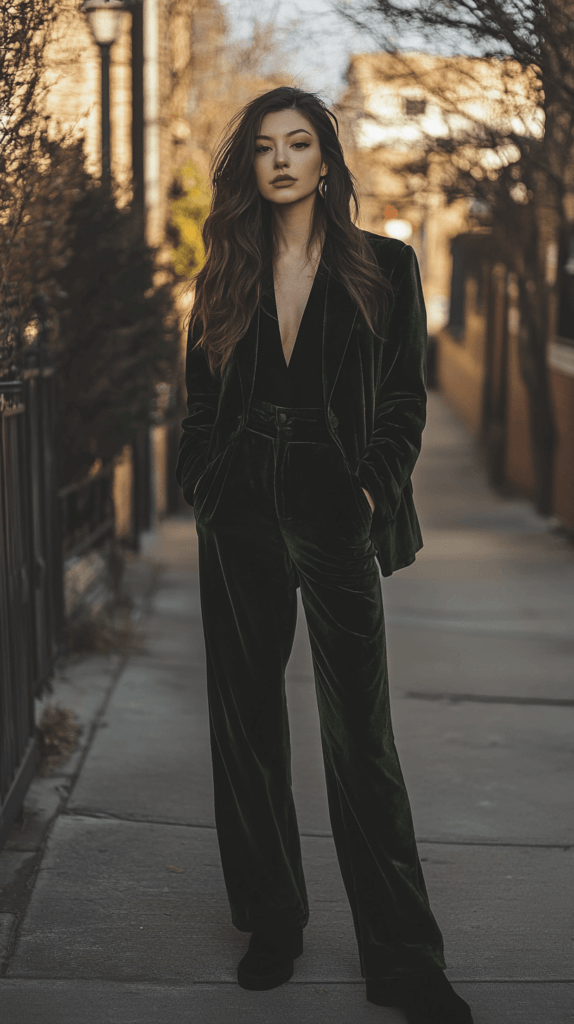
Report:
175,321,221,504
356,243,427,525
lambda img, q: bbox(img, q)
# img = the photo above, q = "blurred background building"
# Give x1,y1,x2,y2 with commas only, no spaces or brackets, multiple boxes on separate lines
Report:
340,51,574,532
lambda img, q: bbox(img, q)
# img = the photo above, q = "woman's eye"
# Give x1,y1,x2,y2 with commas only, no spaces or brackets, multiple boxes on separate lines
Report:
292,142,310,149
255,145,270,154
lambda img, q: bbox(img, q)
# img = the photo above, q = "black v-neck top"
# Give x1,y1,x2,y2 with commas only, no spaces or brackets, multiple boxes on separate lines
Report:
251,261,328,408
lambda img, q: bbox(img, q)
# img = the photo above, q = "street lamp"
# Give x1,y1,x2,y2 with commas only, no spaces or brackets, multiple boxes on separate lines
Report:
81,0,128,183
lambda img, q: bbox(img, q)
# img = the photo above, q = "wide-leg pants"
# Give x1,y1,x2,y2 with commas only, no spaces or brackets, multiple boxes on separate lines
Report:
193,398,446,981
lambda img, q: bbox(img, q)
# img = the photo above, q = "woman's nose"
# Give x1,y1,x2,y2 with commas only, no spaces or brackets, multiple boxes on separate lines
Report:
274,147,289,168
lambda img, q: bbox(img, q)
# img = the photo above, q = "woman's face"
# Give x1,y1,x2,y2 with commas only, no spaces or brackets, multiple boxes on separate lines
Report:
253,109,328,207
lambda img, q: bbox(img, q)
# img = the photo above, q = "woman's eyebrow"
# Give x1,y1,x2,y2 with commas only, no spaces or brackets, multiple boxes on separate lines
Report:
255,129,312,140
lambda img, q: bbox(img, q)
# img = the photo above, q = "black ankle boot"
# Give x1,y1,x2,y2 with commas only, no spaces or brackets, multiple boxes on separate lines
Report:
237,925,303,991
366,970,473,1024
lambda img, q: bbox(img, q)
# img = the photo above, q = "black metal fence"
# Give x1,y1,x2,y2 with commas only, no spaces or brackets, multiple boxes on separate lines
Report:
0,329,62,848
58,462,115,561
1,304,182,849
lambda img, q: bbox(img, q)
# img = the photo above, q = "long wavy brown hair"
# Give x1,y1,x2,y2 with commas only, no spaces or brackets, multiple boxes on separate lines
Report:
190,86,392,375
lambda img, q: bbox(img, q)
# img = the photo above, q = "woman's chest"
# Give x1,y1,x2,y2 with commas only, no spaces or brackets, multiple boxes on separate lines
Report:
274,262,319,362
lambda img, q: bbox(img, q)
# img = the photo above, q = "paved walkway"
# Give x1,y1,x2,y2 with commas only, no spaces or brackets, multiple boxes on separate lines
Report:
1,393,573,1023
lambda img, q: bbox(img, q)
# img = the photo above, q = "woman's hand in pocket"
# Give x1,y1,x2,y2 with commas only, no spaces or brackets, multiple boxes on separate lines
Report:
362,488,375,514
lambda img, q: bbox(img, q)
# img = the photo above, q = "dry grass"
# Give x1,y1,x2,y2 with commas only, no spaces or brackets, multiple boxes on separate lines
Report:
36,704,82,776
64,607,145,657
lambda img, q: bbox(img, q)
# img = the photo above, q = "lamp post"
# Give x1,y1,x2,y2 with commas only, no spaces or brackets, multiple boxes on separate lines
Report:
81,0,128,183
130,1,145,223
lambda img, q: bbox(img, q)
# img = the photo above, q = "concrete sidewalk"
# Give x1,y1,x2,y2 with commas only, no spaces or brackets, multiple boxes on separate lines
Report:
1,392,573,1023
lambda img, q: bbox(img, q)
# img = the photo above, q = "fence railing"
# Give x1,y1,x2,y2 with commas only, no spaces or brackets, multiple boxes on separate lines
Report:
58,462,115,561
0,339,62,847
22,360,63,693
1,305,183,848
0,380,35,849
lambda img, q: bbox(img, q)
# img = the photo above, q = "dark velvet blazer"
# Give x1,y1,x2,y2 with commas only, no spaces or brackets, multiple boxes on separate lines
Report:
175,231,427,578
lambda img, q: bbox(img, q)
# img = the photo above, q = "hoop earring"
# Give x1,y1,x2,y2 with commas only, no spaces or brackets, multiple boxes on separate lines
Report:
318,175,328,199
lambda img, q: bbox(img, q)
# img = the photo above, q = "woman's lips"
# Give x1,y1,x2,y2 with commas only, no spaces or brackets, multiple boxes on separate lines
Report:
271,178,296,187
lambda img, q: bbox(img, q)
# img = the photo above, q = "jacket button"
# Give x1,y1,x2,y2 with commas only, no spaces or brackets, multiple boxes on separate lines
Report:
331,415,339,428
278,412,287,424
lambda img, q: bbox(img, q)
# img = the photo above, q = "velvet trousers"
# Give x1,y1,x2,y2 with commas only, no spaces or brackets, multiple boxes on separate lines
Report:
194,398,446,981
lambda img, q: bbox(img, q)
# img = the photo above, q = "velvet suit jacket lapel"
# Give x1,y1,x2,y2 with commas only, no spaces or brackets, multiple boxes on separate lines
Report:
322,270,359,413
233,307,260,423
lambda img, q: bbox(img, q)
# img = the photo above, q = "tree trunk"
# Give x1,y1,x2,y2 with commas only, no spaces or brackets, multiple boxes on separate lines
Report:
518,276,556,515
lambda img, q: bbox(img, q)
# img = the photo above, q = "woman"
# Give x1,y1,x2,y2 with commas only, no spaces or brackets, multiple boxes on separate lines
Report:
176,86,473,1024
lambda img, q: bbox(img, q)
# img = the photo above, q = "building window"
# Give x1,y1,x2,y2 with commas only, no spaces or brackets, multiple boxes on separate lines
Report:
404,97,427,116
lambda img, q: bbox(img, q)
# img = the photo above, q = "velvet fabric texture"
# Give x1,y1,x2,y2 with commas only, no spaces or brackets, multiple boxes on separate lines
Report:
193,400,446,979
175,232,447,980
176,234,427,579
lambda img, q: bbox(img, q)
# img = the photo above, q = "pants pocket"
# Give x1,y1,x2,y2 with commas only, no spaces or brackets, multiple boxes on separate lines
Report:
194,442,236,524
341,458,374,524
